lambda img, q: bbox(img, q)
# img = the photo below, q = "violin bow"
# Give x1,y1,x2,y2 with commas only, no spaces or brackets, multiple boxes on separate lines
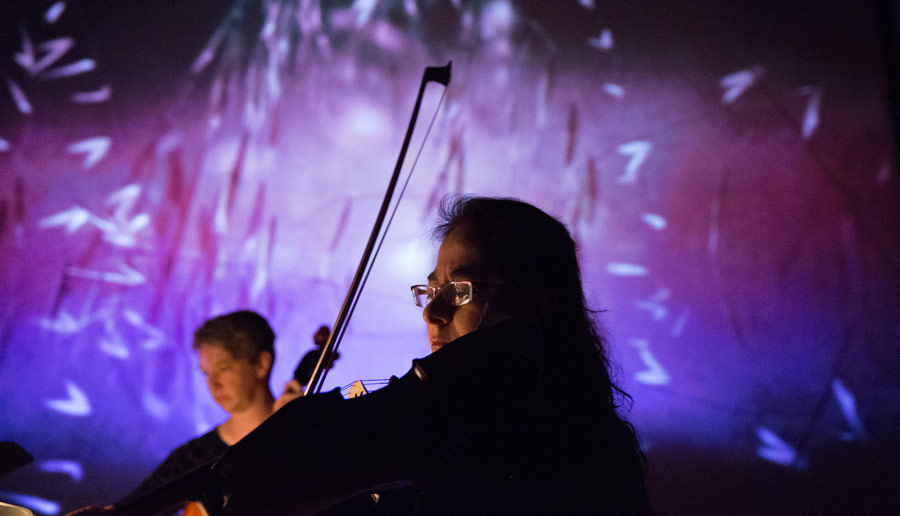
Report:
304,62,452,396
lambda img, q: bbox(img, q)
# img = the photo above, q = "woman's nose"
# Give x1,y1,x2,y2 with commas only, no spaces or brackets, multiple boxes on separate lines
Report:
422,295,452,325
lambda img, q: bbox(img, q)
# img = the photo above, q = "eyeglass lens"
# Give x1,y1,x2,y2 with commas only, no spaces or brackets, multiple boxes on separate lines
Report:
411,282,473,307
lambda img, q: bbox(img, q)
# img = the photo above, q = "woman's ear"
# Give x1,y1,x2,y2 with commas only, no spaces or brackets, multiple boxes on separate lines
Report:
476,302,512,330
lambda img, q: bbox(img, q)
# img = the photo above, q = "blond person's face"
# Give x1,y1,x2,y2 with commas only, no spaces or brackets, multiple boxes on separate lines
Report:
197,342,267,414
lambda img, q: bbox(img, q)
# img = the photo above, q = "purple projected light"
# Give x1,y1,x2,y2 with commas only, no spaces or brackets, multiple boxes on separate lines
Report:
0,1,897,515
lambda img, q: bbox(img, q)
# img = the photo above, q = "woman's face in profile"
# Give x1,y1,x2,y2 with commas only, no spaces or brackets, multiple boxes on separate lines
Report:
421,228,509,352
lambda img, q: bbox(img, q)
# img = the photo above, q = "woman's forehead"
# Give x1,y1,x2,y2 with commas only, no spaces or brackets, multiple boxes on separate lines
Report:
431,228,495,280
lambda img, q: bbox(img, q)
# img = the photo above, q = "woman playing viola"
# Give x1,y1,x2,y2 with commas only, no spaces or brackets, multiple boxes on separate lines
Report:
75,195,652,516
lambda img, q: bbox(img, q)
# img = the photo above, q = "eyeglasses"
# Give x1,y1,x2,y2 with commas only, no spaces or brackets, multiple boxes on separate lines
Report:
410,281,475,307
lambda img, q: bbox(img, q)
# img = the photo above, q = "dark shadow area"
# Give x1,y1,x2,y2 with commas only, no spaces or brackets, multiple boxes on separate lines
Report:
646,440,900,515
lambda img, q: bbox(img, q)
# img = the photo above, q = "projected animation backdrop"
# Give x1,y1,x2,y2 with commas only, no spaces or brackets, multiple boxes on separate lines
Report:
1,1,898,514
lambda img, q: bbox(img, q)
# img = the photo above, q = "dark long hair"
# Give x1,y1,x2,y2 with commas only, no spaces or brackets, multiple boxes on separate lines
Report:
433,196,649,497
433,196,623,403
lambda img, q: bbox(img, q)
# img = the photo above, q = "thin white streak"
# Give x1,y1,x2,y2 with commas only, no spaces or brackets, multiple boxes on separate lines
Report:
46,2,66,23
266,51,281,101
251,235,270,303
720,67,762,104
99,336,130,359
606,263,648,276
36,460,83,481
603,83,625,98
31,38,75,75
7,80,33,114
44,381,91,416
261,1,280,41
67,136,110,169
35,310,90,335
588,28,613,50
628,338,670,385
0,493,60,515
536,71,549,128
671,308,689,337
801,88,821,140
13,25,36,71
832,378,866,440
651,288,670,302
191,26,225,74
634,288,670,320
154,132,181,166
708,223,719,255
142,391,171,420
38,206,92,232
122,308,144,326
106,184,140,218
756,427,802,468
140,334,167,350
616,140,652,184
214,184,228,235
91,213,150,247
40,58,96,79
634,301,666,320
70,84,111,103
67,263,146,286
123,308,167,349
709,192,721,256
15,33,74,76
641,213,666,230
353,0,378,25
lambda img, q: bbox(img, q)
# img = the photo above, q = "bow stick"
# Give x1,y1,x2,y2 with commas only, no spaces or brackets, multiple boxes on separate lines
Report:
99,64,452,516
304,62,452,396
